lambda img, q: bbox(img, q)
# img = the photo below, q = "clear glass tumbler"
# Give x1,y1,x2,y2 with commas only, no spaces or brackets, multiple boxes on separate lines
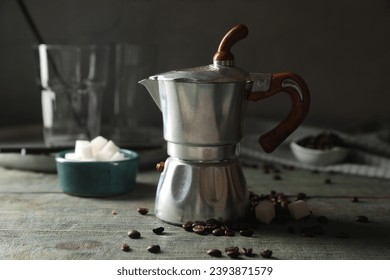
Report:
34,44,109,147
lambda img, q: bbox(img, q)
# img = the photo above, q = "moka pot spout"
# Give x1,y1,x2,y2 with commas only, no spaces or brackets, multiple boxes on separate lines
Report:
138,78,161,111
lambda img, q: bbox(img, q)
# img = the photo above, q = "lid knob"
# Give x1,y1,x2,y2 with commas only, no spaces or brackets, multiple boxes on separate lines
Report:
213,24,249,67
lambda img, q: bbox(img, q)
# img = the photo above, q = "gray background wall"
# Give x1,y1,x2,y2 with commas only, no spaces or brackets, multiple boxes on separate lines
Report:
0,0,389,131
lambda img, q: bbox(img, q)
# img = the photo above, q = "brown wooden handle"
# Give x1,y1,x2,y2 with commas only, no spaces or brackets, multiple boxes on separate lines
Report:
213,24,249,63
248,72,310,153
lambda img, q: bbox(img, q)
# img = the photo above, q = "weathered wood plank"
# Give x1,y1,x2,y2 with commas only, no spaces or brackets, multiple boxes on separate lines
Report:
0,165,389,260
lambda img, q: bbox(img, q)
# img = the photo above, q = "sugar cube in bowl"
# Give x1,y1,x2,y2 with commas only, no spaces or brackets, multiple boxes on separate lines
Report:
55,137,138,197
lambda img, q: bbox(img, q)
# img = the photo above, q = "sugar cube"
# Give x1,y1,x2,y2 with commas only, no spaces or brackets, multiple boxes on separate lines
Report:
64,152,80,161
255,200,275,224
111,151,126,161
90,136,108,157
96,140,120,161
74,140,93,160
288,200,311,220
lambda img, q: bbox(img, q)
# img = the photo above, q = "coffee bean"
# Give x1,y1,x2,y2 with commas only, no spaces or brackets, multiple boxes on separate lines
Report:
351,197,359,202
260,249,273,259
206,218,220,225
355,215,369,223
207,249,222,257
297,133,344,150
224,229,235,236
225,246,240,258
242,247,253,257
316,215,329,223
192,221,206,227
121,243,130,252
324,178,332,184
205,223,219,232
335,232,349,239
225,246,239,253
137,207,149,215
212,228,224,236
273,174,282,180
240,229,254,237
227,250,241,259
193,224,206,235
147,244,161,253
128,229,141,239
152,226,165,235
182,221,193,232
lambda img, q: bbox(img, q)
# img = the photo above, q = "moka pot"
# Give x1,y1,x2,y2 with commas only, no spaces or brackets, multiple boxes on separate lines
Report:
139,24,310,225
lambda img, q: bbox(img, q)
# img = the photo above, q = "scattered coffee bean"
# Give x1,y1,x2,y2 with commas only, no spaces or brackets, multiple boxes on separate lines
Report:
212,228,224,236
260,249,273,259
192,221,206,227
242,247,254,257
182,221,193,232
128,229,141,239
273,174,282,180
225,246,239,253
351,197,359,202
137,207,149,215
207,249,222,257
225,246,240,258
227,250,241,259
240,229,254,237
324,178,332,184
224,229,235,236
121,243,130,252
152,226,165,235
206,218,220,225
316,215,329,223
355,215,369,223
156,161,165,172
147,244,161,253
335,232,349,239
193,224,206,235
205,224,219,233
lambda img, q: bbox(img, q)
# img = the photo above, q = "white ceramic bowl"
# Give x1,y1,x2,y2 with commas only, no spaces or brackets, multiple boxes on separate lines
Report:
290,141,349,166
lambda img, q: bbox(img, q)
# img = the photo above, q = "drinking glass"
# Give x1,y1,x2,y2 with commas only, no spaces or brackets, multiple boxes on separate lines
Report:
34,44,109,147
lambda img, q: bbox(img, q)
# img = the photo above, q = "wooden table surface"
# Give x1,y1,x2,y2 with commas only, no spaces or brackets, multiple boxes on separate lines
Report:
1,156,389,260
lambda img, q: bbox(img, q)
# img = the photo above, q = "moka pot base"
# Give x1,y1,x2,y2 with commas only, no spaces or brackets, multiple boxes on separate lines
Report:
154,155,249,225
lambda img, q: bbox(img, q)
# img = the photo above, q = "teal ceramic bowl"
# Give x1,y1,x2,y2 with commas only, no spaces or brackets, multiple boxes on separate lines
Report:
55,149,138,197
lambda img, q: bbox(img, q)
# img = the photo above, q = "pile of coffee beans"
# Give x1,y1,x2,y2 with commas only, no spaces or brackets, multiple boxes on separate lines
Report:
181,218,256,237
207,246,271,259
296,132,344,150
180,189,314,238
